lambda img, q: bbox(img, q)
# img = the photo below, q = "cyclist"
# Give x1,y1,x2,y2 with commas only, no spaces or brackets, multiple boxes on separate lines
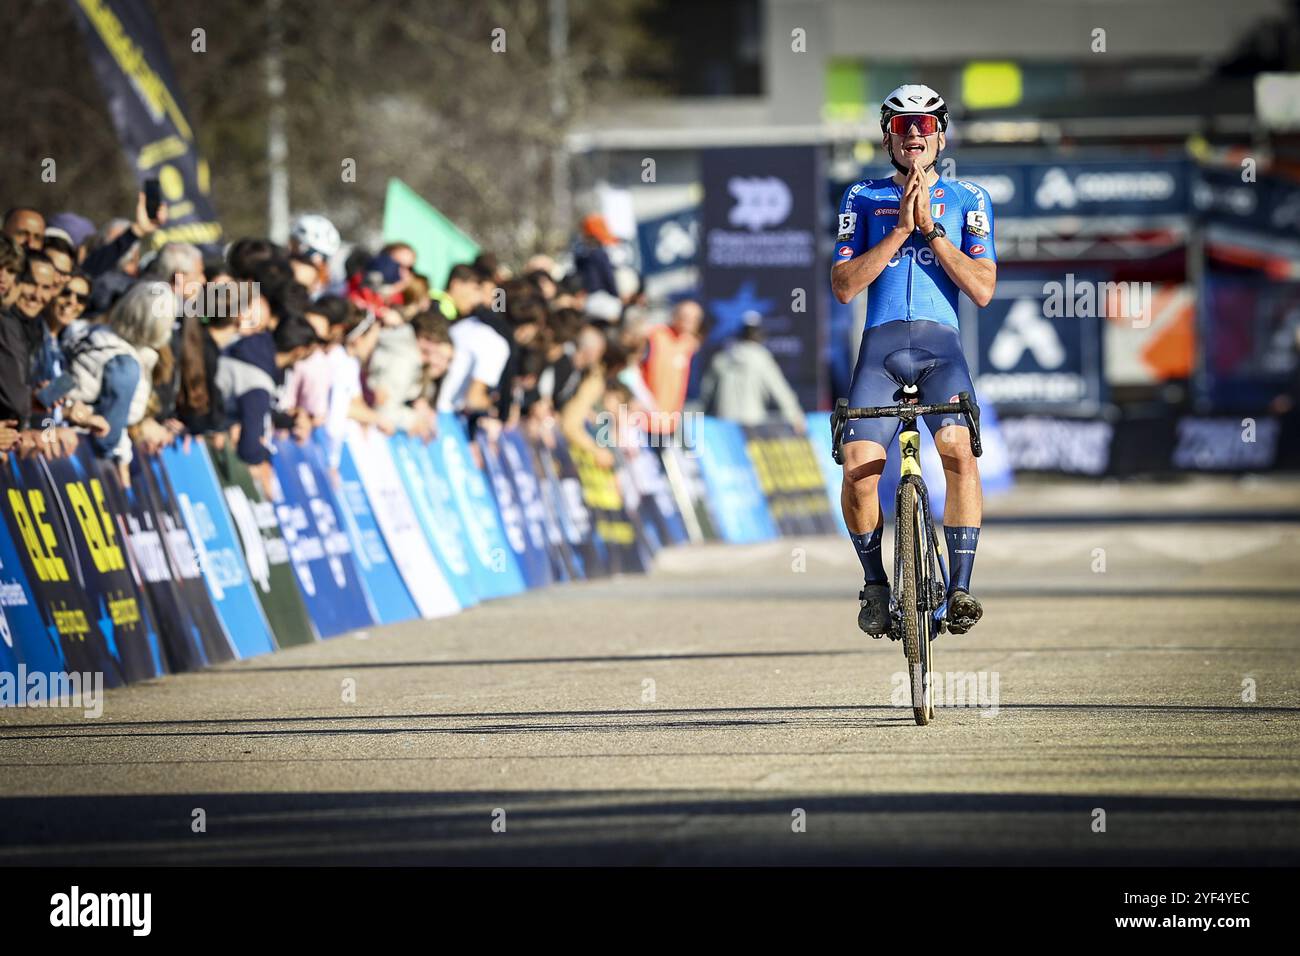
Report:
830,84,996,638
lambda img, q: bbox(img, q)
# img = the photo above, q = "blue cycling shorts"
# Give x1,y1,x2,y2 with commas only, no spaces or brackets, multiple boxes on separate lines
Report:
843,319,976,449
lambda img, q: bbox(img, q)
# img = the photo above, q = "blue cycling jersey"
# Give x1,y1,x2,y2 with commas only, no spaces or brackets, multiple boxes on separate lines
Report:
834,176,997,331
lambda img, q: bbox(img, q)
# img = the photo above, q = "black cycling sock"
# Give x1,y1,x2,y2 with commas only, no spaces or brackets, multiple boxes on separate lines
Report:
850,528,888,585
944,525,980,593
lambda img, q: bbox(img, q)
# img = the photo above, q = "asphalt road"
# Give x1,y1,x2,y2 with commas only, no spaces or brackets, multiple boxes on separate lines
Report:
2,477,1299,865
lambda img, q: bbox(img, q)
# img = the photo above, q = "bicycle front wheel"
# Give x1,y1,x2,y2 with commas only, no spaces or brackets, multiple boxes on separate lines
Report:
896,479,934,725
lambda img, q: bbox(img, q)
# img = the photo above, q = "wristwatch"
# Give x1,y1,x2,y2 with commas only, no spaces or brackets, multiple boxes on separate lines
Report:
922,222,947,243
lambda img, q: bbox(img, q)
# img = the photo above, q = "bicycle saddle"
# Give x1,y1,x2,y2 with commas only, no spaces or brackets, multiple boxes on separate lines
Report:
882,347,940,390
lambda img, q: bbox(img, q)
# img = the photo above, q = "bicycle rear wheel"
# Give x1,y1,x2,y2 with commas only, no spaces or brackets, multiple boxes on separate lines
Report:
896,479,935,725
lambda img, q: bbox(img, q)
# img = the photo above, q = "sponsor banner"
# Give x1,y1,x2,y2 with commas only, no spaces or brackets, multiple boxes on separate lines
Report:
345,425,460,618
114,453,229,672
636,206,699,277
269,440,375,638
567,444,651,574
964,278,1104,412
136,450,238,666
742,423,838,536
477,430,551,589
1172,417,1281,472
536,432,607,578
950,161,1188,220
44,446,164,683
701,145,828,410
694,418,778,544
388,433,481,608
311,435,419,626
208,443,317,648
1194,166,1300,241
623,442,690,550
657,445,717,543
431,415,527,599
1026,161,1187,217
160,440,278,657
0,578,18,677
68,0,221,247
803,414,850,536
999,414,1281,475
515,432,582,582
846,161,1190,223
998,416,1114,476
0,452,124,685
0,468,67,682
1201,273,1300,409
501,430,570,584
612,450,661,557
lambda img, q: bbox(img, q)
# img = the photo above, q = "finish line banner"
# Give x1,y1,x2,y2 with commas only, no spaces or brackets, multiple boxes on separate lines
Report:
68,0,221,246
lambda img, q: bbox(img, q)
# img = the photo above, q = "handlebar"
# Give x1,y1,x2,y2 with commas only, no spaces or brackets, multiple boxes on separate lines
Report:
830,391,982,464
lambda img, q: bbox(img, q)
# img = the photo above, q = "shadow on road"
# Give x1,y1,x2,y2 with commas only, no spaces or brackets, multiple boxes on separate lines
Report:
2,789,1297,866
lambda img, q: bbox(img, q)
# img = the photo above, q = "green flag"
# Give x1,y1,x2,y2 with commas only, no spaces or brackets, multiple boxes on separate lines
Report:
382,178,479,291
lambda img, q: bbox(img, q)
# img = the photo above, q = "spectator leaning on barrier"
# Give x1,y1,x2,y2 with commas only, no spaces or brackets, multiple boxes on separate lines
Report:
214,287,279,476
12,253,60,358
365,309,452,439
437,263,511,416
0,238,31,432
83,193,169,315
285,294,351,431
699,311,805,431
559,322,615,468
47,212,97,265
32,269,92,418
41,230,76,295
2,207,45,253
179,279,251,437
346,253,407,327
641,298,703,430
288,213,341,297
573,213,619,299
61,281,176,472
0,235,23,309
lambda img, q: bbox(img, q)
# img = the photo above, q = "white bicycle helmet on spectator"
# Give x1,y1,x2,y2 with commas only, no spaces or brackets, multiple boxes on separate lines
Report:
289,213,341,260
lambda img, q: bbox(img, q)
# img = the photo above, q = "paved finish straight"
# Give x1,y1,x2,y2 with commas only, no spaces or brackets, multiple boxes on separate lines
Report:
2,478,1298,865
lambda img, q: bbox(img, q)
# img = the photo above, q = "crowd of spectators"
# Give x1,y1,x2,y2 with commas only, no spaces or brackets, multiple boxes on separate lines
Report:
1,196,809,488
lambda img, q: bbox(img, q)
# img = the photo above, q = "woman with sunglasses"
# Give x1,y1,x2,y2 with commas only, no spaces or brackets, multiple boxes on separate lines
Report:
830,84,999,640
33,270,91,398
30,269,108,441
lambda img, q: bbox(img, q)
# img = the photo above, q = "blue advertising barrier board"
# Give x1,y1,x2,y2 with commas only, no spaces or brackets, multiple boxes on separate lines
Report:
343,425,461,618
270,439,375,637
431,415,526,599
309,435,419,627
478,430,552,589
694,417,778,544
160,440,277,658
389,432,481,609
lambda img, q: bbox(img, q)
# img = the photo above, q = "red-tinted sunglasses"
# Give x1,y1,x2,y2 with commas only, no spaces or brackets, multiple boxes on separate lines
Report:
888,113,940,136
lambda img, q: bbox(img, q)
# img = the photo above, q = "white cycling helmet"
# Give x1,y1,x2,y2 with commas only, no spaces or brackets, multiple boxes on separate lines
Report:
289,213,341,260
880,84,949,174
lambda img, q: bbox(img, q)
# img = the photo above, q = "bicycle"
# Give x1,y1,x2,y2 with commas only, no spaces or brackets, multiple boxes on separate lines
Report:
830,389,983,725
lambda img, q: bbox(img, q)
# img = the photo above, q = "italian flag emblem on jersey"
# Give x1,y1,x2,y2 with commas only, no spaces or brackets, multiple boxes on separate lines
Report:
931,203,945,218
